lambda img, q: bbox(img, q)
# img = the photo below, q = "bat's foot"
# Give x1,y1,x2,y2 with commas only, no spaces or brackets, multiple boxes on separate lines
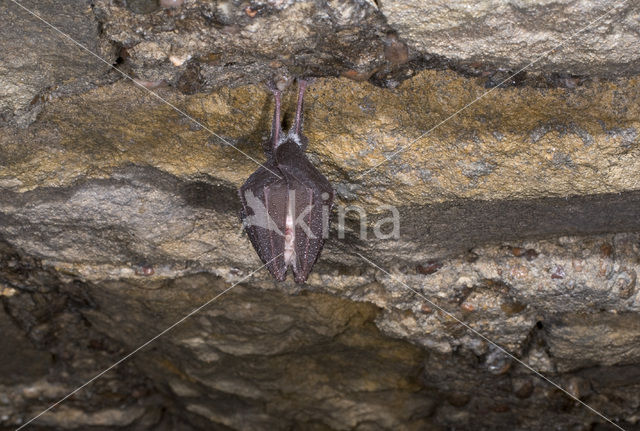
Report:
265,81,279,96
266,76,292,94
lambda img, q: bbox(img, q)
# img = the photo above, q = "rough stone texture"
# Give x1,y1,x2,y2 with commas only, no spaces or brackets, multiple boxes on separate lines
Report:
1,73,638,205
383,0,640,77
2,0,640,430
92,0,388,89
0,0,115,127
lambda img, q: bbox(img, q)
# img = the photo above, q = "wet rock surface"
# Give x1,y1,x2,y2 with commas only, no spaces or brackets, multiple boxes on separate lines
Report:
1,0,640,430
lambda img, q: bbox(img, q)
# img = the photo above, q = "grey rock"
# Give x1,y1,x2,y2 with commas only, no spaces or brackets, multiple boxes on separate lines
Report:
382,0,640,76
2,1,640,430
0,0,114,127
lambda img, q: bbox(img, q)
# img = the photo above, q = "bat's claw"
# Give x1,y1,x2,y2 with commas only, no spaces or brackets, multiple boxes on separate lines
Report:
265,80,277,92
266,76,292,94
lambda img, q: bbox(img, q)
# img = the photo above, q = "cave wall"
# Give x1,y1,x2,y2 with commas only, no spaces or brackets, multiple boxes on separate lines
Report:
1,0,640,430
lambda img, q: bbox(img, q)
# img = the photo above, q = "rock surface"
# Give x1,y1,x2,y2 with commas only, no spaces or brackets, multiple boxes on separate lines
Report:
0,0,114,127
383,0,640,77
1,0,640,430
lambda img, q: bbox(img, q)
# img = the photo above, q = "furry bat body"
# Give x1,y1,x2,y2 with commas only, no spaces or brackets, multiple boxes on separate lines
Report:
239,80,334,283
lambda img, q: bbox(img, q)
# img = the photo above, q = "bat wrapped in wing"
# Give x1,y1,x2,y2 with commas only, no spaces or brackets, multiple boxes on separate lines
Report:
239,80,334,283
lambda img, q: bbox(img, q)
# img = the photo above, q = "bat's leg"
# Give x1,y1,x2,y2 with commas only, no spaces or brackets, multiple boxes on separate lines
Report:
292,79,308,136
269,86,282,150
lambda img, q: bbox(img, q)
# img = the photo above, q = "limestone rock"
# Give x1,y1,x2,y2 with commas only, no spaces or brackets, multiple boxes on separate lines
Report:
2,0,640,430
383,0,640,76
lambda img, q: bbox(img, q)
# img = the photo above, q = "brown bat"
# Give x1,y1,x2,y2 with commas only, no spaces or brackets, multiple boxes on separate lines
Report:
239,79,334,283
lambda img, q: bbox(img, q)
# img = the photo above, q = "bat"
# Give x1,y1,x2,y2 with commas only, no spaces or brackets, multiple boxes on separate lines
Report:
239,79,334,283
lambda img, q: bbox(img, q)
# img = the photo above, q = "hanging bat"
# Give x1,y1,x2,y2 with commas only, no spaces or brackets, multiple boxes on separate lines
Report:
239,79,334,283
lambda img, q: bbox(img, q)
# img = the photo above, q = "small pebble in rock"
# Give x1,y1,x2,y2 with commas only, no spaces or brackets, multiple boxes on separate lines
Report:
551,265,565,280
135,264,155,276
416,260,442,275
485,348,511,374
510,247,524,257
169,54,190,66
460,302,475,312
600,243,613,258
513,379,534,399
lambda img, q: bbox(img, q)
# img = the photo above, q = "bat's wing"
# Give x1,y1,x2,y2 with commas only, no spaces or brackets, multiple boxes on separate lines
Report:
275,139,334,283
239,159,288,281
